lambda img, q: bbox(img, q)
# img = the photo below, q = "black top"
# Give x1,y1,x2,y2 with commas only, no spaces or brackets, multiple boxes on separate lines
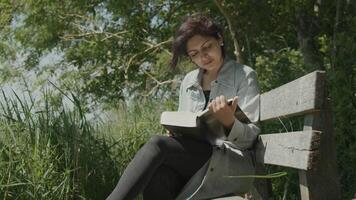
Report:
203,90,210,109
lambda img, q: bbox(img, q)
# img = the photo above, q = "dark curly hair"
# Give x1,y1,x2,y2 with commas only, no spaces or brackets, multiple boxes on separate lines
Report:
170,13,225,69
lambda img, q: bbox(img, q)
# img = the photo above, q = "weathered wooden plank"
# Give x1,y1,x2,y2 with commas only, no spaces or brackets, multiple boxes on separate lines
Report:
298,100,341,200
255,130,321,170
298,170,311,199
260,71,325,122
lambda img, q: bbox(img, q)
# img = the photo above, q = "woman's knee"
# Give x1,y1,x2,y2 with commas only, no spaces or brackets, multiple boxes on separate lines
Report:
147,135,172,151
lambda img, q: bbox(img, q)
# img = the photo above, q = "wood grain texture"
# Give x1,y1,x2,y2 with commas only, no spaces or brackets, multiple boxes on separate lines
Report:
298,102,341,200
255,130,321,170
298,170,311,200
260,71,325,122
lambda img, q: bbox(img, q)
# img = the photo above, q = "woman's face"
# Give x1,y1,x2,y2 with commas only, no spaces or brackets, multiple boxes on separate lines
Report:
186,34,224,73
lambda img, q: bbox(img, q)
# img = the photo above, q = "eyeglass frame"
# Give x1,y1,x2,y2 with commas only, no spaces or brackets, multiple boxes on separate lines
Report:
187,39,222,61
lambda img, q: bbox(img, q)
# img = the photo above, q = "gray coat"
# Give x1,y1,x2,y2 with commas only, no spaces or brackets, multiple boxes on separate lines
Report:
175,57,261,200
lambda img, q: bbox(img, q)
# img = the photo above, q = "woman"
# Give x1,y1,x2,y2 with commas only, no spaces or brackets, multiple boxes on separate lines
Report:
106,13,260,200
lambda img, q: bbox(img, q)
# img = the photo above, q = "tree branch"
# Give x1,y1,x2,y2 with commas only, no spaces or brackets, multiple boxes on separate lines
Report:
60,30,128,41
124,38,173,80
214,0,244,63
141,70,177,97
331,0,342,71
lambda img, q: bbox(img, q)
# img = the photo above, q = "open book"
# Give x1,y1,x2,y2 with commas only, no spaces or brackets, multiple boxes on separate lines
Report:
160,99,251,138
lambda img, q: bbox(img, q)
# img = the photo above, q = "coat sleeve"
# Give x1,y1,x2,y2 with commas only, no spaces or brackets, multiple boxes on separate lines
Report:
226,70,260,150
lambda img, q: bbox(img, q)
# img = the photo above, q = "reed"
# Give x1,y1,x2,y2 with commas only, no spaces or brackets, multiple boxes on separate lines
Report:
0,89,174,199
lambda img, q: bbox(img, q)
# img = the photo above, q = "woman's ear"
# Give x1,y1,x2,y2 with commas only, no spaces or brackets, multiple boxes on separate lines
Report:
217,33,224,44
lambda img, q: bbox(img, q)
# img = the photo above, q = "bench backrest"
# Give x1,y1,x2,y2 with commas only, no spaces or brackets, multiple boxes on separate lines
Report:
252,70,341,200
216,70,340,199
255,71,325,170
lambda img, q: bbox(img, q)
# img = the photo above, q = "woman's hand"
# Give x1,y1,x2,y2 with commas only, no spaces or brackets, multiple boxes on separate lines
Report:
208,96,238,130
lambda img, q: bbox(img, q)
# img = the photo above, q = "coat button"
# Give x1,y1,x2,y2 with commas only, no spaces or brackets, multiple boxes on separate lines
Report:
210,168,214,172
233,138,237,141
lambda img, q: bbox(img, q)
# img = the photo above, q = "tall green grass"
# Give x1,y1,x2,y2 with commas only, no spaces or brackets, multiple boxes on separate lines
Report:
98,99,175,178
0,88,176,200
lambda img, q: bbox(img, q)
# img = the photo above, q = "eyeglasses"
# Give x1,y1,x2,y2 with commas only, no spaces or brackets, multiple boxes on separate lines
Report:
187,40,219,61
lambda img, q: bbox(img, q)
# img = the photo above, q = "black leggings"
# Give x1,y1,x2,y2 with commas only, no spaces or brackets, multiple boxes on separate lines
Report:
106,135,213,200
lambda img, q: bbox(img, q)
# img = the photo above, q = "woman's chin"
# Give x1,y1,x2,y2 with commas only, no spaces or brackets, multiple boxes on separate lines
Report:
203,63,219,72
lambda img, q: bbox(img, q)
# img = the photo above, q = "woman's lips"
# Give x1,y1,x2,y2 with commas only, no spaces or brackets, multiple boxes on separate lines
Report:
203,60,213,65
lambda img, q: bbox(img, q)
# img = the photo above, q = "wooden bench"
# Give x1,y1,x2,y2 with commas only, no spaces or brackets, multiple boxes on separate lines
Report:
215,70,341,200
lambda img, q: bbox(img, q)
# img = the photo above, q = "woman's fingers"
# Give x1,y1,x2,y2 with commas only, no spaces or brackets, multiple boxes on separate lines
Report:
219,95,225,108
211,95,228,112
231,96,238,112
211,95,239,113
209,95,236,128
220,95,228,111
211,98,219,112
